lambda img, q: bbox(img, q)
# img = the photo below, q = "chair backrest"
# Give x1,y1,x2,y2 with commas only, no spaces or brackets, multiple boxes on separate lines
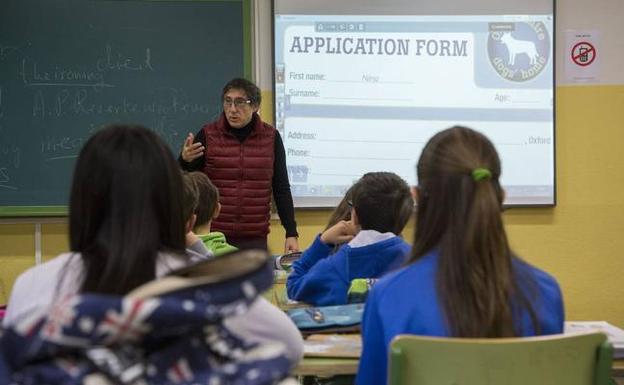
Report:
389,332,613,385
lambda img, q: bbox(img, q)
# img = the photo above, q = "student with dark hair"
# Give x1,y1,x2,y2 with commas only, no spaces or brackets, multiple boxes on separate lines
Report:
181,170,212,258
2,125,193,318
70,124,191,296
3,124,303,367
181,170,200,227
179,78,299,253
185,171,238,257
286,172,413,306
356,127,564,385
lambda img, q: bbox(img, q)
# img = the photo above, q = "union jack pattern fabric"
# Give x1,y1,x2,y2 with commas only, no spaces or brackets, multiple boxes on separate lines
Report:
0,259,290,385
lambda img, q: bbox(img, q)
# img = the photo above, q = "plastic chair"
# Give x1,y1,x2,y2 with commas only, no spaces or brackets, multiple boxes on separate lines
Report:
389,332,613,385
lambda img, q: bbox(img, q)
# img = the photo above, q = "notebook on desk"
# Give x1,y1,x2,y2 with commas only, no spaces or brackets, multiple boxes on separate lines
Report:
565,321,624,358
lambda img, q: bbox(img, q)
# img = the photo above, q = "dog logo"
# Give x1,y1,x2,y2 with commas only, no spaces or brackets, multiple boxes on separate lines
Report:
500,33,539,65
488,22,550,82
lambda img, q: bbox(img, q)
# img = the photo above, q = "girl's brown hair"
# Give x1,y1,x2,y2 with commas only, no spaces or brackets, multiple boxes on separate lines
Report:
324,185,355,231
411,126,538,337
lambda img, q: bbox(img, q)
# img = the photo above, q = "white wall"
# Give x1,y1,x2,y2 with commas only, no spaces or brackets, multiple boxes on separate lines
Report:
555,0,624,85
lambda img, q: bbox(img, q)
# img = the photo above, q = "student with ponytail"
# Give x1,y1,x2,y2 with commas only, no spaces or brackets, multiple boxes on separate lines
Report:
356,126,564,385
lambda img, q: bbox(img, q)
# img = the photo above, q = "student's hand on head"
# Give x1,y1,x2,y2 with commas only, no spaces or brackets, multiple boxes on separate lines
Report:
185,230,200,247
320,220,357,245
180,133,205,162
284,236,299,254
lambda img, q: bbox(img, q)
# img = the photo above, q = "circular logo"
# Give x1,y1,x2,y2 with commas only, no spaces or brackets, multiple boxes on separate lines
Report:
488,22,550,82
571,42,596,67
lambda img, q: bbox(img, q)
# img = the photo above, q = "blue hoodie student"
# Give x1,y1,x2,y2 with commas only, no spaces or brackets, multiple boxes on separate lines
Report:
287,231,410,306
287,172,413,306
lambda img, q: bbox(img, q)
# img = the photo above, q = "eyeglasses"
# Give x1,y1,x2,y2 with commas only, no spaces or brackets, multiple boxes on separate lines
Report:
223,97,252,108
347,200,353,208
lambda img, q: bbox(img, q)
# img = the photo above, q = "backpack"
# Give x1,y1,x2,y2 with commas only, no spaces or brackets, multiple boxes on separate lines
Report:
0,250,291,385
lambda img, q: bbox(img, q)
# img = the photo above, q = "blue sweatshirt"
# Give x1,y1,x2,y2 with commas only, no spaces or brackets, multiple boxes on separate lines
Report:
356,250,565,385
286,233,411,306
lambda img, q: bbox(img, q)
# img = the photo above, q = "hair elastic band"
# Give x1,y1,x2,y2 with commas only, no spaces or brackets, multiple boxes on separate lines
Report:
472,168,491,182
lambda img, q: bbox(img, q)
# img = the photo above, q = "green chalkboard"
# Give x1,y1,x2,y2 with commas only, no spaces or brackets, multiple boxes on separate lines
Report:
0,0,251,216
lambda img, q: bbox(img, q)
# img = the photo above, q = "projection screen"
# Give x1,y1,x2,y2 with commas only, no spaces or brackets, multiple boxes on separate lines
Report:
273,0,555,207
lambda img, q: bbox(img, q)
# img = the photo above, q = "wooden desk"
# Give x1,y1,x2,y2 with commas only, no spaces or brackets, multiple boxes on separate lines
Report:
612,359,624,384
294,356,359,377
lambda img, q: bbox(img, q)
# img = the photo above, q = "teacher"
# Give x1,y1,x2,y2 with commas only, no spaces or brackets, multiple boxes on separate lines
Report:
179,78,299,253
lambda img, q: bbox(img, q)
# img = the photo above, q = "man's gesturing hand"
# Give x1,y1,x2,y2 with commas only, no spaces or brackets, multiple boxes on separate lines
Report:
180,133,205,162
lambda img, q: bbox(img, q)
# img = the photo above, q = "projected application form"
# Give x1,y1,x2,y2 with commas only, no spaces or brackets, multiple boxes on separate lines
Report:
275,15,554,206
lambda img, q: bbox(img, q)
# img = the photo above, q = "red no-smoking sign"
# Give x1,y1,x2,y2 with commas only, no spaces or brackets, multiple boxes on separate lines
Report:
571,41,596,67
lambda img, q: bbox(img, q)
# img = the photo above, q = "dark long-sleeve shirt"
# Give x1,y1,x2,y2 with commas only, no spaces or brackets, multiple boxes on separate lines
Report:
179,116,298,238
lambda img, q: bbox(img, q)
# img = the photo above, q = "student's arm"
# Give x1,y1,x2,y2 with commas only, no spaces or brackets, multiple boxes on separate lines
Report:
554,286,565,333
3,254,77,328
223,296,304,368
272,132,299,251
356,288,387,385
286,235,351,306
538,271,565,334
3,267,35,327
287,221,356,305
178,129,206,171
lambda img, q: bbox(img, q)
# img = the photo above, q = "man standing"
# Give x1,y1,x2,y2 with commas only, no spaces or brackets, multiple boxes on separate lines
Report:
179,78,298,253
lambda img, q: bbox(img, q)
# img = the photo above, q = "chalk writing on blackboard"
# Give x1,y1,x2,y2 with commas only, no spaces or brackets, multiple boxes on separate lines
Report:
0,0,248,211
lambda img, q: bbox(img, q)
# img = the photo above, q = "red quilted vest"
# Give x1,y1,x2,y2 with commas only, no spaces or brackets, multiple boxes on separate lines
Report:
202,114,275,238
